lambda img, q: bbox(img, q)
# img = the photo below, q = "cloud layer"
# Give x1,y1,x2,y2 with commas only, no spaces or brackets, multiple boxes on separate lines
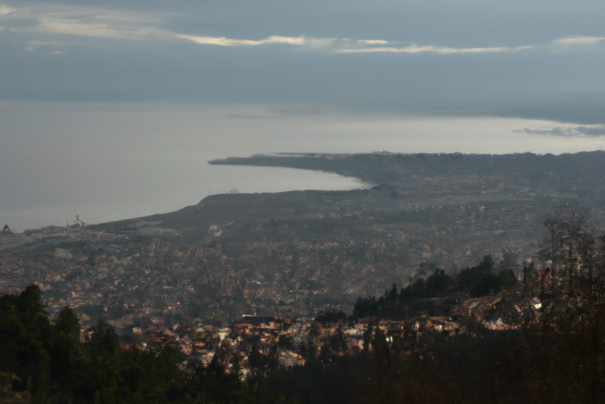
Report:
2,3,604,55
336,44,535,54
2,0,605,126
515,126,605,138
552,36,605,45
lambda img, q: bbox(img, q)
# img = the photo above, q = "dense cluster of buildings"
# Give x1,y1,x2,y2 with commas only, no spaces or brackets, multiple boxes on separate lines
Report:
114,313,470,379
2,224,554,380
113,289,540,379
0,218,534,333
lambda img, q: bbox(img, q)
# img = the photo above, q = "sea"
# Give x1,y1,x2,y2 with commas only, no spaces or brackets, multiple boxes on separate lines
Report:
2,102,604,231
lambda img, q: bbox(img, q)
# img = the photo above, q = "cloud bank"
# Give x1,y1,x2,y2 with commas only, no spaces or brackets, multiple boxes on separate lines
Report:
515,125,605,138
336,44,534,54
2,1,605,127
1,3,167,40
552,36,605,45
0,5,15,16
2,3,604,56
175,34,336,48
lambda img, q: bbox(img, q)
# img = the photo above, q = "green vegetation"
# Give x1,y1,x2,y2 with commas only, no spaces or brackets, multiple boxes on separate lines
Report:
352,255,518,319
4,269,605,404
314,309,348,325
265,314,605,404
0,286,291,404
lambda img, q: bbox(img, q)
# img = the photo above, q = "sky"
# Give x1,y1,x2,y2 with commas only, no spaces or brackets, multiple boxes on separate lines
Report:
2,0,605,230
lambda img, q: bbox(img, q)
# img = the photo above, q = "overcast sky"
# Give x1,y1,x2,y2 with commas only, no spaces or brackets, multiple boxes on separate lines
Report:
2,0,605,229
2,0,605,125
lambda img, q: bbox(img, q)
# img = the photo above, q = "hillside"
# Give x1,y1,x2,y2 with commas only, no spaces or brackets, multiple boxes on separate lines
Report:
1,151,605,327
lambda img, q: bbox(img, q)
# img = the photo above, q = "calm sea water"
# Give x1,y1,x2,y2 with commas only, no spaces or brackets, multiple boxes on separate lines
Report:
2,102,603,231
3,166,366,232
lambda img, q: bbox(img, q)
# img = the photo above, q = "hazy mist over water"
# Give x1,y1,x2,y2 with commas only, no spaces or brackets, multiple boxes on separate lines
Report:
2,102,605,231
3,1,605,231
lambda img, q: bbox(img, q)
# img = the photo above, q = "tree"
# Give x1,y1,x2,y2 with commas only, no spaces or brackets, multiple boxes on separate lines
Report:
55,306,81,340
498,268,518,289
86,320,120,355
426,269,451,308
249,343,263,370
0,285,51,394
538,217,565,290
49,306,81,392
388,282,398,302
559,211,590,296
523,262,535,286
371,327,390,365
316,309,347,325
191,356,249,404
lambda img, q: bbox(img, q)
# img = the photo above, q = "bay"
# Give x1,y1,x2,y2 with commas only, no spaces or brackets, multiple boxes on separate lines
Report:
2,102,603,231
